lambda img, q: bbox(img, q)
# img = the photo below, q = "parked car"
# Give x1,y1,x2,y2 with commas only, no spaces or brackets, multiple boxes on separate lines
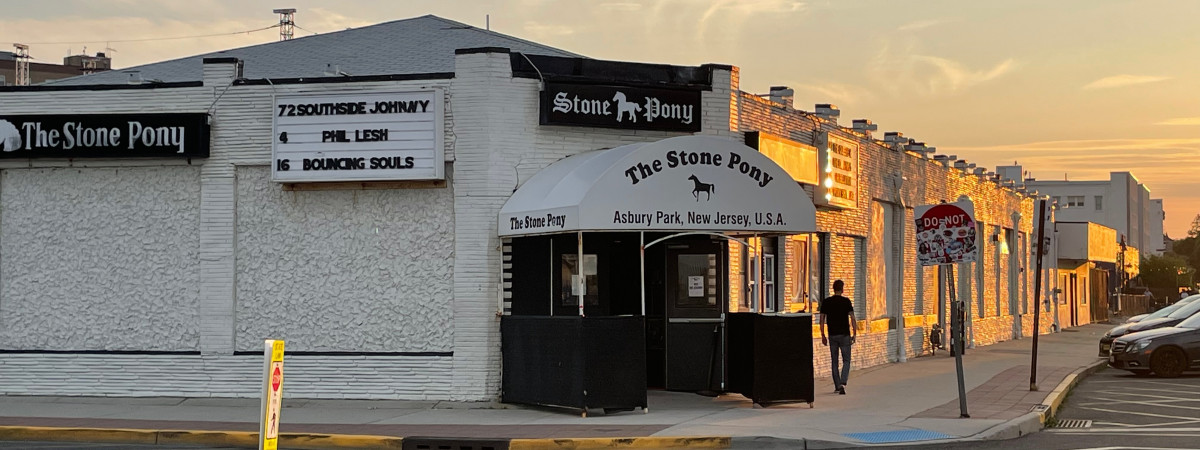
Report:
1109,312,1200,377
1125,313,1150,323
1100,295,1200,356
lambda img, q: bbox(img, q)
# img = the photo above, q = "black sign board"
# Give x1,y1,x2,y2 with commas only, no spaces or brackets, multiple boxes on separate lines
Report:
540,82,702,132
0,113,210,159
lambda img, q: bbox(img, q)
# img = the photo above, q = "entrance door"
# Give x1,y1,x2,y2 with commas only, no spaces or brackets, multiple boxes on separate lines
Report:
664,239,725,391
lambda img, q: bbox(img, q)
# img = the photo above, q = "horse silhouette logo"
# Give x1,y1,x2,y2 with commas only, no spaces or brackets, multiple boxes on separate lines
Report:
688,174,714,201
0,120,21,152
613,91,641,123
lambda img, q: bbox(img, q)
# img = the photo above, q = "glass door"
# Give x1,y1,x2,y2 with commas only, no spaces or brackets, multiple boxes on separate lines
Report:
664,238,724,391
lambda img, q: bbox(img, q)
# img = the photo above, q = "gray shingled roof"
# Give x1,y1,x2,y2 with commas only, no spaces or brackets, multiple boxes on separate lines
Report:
45,15,582,86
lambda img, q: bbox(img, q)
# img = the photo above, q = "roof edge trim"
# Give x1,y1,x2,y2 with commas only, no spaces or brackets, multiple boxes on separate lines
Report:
0,81,204,92
234,72,456,86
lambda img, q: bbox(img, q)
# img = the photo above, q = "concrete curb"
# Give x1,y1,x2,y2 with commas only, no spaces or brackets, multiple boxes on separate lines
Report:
510,436,730,449
975,359,1108,441
0,426,726,449
0,426,406,449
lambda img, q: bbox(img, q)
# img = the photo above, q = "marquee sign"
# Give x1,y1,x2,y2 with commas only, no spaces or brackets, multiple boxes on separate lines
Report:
271,90,444,183
815,135,858,209
0,113,210,159
915,200,979,266
499,135,818,236
540,82,702,132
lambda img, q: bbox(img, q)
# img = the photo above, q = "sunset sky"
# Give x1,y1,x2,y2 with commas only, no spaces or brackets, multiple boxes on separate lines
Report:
4,0,1197,238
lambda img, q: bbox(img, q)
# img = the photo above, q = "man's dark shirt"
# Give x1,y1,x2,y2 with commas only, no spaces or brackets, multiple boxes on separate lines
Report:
820,295,854,336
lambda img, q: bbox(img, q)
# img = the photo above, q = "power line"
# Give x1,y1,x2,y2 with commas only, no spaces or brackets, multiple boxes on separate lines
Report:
294,24,319,36
20,24,280,45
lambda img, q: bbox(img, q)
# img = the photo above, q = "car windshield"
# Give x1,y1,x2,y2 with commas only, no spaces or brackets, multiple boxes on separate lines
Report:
1145,299,1191,320
1167,299,1200,319
1178,311,1200,329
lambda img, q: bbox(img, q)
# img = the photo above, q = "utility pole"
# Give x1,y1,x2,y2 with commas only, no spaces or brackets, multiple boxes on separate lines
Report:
13,44,30,86
273,8,297,41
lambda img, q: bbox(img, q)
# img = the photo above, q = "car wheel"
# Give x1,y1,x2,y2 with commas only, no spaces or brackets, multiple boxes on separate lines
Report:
1150,346,1187,378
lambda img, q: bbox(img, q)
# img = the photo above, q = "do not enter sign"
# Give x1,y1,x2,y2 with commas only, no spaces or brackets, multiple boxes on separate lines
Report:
271,366,282,392
914,200,978,266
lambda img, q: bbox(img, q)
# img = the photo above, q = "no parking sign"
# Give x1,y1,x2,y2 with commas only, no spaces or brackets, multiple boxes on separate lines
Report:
915,200,978,266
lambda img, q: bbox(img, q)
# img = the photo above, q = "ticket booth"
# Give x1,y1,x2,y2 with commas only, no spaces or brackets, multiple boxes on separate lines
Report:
498,135,817,413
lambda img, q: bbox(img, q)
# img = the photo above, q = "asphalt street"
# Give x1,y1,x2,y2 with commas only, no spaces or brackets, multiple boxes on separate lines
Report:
857,366,1200,450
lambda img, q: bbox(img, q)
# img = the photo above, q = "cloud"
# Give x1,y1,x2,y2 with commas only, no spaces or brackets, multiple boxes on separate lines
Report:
696,0,806,42
955,137,1200,153
898,19,950,32
523,21,575,38
1156,117,1200,126
792,82,874,106
598,2,643,11
949,138,1200,219
913,55,1016,94
1082,74,1170,90
867,38,1016,96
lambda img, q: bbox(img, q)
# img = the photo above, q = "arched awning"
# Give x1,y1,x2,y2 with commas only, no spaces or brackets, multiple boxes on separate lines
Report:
499,135,817,237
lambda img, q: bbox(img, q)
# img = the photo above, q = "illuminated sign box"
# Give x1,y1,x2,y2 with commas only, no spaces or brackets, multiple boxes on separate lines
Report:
744,131,818,185
815,135,858,209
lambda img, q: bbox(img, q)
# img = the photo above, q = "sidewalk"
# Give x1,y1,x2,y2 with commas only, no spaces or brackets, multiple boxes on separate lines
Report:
0,324,1111,449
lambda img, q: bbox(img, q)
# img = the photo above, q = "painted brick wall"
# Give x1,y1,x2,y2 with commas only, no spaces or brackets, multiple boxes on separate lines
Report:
234,166,455,352
0,354,453,399
0,67,460,398
0,166,202,351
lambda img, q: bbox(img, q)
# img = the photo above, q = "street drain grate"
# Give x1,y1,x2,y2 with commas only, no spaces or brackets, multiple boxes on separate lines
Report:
1054,419,1093,428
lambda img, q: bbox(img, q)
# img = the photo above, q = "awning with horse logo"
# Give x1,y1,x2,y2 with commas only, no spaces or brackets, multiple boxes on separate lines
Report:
498,135,817,237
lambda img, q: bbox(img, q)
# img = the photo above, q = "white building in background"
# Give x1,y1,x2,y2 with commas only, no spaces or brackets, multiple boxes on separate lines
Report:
1011,169,1162,256
1150,199,1166,253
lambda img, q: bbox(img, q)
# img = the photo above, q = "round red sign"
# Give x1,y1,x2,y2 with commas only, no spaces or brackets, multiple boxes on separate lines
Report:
915,202,978,265
271,366,282,392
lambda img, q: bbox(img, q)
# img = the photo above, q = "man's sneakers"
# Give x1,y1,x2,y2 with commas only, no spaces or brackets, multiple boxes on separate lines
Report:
838,387,846,395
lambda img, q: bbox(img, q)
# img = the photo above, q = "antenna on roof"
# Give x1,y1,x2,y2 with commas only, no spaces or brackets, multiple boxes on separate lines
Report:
486,14,490,31
273,8,297,41
13,44,30,86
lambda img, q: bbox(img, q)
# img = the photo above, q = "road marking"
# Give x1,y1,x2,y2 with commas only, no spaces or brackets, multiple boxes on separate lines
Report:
1049,427,1200,432
1089,384,1200,394
1061,446,1200,449
1097,379,1200,390
1077,406,1200,422
1082,396,1200,411
1119,420,1200,428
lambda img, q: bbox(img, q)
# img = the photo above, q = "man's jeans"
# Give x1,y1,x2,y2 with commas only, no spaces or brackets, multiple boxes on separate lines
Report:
829,334,852,388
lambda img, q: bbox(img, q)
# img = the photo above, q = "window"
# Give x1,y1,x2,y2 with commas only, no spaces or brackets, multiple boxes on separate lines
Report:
1052,196,1061,206
1095,196,1103,210
1066,196,1084,208
560,254,598,307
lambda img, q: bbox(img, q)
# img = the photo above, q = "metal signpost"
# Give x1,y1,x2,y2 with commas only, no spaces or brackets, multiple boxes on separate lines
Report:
1030,198,1049,391
915,199,978,418
260,340,285,450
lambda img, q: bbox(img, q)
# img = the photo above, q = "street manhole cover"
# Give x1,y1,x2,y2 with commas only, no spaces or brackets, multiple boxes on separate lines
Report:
1054,419,1092,428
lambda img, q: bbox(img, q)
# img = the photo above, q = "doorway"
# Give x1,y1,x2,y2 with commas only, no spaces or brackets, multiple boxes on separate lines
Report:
649,236,726,391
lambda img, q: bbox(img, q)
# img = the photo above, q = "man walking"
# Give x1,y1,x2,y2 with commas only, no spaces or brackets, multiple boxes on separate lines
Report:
820,280,857,395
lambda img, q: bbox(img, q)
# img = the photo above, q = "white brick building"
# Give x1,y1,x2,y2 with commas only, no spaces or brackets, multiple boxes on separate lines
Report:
0,15,1055,401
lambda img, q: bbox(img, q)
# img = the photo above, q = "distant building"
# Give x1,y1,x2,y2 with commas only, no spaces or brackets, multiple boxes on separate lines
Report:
1149,199,1165,254
0,51,111,86
1008,169,1163,256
